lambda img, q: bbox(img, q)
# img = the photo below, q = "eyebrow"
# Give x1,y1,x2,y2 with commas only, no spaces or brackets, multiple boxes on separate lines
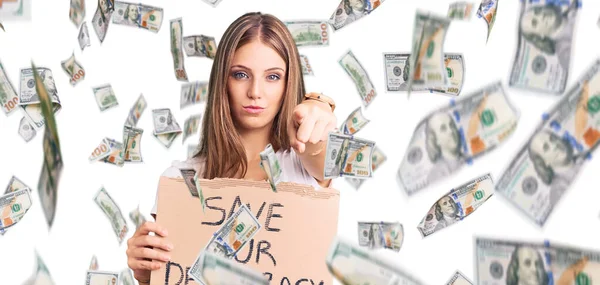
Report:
230,64,285,72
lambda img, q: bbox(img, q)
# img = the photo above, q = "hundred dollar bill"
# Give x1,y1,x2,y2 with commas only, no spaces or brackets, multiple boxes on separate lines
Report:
445,271,472,285
397,81,519,195
475,237,600,285
69,0,85,27
23,251,54,285
189,251,269,285
0,60,19,115
345,145,386,189
123,125,143,162
129,205,146,229
188,144,199,158
448,2,474,20
92,2,112,43
170,18,188,81
324,132,375,179
19,67,61,130
508,0,578,95
429,54,465,96
285,20,329,47
0,188,32,231
1,175,32,234
78,21,91,51
89,255,98,270
417,173,493,237
61,53,86,86
181,81,209,109
497,59,600,226
357,221,403,252
182,114,202,144
193,171,206,212
204,204,261,258
113,2,163,32
92,84,118,111
89,138,112,161
124,94,146,127
94,187,129,244
19,116,36,142
328,0,385,31
201,0,224,7
33,64,63,229
120,269,135,285
407,12,450,95
300,54,314,76
153,108,182,134
154,132,180,148
260,144,282,192
86,270,119,285
183,35,217,59
180,168,199,197
477,0,498,42
341,106,369,135
339,50,377,107
327,238,425,285
101,138,125,167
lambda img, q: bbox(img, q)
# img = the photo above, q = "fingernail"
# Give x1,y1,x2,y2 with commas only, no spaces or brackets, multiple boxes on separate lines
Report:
163,254,171,261
167,244,174,250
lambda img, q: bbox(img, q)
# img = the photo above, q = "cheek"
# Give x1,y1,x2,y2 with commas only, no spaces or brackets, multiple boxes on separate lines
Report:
264,81,286,106
227,80,249,105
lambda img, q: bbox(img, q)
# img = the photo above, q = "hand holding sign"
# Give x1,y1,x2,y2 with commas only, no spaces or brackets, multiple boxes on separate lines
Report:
126,221,173,283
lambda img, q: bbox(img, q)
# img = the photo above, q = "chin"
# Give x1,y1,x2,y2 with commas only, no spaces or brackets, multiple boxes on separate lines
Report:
236,117,272,131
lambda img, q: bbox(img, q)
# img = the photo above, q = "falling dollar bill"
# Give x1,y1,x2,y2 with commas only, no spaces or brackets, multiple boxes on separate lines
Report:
2,175,32,234
0,60,19,115
429,54,466,96
328,0,385,31
0,0,32,21
300,54,314,76
407,11,451,95
180,168,199,198
92,1,112,43
285,20,329,47
89,137,120,162
112,1,163,32
497,59,600,226
339,50,377,107
86,270,119,285
101,138,125,167
189,250,269,285
357,221,403,252
89,255,98,270
69,0,85,27
128,205,146,229
346,145,386,190
417,173,493,237
260,144,282,192
326,237,425,285
60,53,86,86
448,2,474,20
182,114,202,144
201,0,224,7
123,125,143,162
153,108,182,133
22,251,54,285
78,21,91,51
397,81,519,195
170,18,188,81
19,67,61,130
475,237,600,285
0,188,32,231
324,132,375,179
32,64,63,229
508,0,578,95
92,84,118,111
445,271,472,285
181,81,209,109
183,35,217,59
201,204,261,258
94,187,129,244
120,269,135,285
341,106,369,135
124,94,146,127
188,144,199,158
477,0,498,42
193,171,206,212
19,116,36,142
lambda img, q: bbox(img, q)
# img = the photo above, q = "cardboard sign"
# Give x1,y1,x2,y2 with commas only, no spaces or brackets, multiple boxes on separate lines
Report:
150,177,340,285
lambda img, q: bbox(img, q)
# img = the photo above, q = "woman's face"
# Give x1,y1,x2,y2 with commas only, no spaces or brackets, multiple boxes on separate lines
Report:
227,40,286,132
127,5,138,21
520,7,559,37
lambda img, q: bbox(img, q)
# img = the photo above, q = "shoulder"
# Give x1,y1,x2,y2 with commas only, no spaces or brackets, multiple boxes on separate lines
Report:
160,156,206,178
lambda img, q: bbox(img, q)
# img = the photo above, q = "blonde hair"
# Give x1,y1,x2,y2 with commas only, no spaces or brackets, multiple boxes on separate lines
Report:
196,12,305,179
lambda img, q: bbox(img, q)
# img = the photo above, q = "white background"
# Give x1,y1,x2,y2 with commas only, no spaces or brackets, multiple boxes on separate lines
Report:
1,0,600,284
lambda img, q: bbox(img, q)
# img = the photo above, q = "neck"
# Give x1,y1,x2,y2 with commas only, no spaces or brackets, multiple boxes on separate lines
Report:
237,124,272,163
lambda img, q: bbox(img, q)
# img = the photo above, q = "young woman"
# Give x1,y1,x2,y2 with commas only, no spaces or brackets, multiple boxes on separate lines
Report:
126,12,337,284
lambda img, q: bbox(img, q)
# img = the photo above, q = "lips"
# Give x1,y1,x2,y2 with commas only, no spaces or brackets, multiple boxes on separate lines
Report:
243,105,265,114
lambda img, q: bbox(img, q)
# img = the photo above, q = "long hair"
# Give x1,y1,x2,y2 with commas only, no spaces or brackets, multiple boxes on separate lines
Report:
196,12,305,179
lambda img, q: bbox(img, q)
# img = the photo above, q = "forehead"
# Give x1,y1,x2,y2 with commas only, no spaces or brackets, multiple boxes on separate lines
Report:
232,40,286,69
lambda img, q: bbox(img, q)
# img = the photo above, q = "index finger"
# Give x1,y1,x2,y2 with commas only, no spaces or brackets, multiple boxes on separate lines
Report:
135,221,168,237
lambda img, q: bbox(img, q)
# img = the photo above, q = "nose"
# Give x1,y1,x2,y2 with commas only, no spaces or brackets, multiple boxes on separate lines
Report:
248,77,262,99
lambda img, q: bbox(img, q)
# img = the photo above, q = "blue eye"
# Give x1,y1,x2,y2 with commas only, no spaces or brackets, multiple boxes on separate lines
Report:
233,72,248,79
267,74,281,81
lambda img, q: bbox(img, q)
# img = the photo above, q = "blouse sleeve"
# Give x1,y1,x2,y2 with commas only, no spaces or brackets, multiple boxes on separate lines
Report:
150,160,197,216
